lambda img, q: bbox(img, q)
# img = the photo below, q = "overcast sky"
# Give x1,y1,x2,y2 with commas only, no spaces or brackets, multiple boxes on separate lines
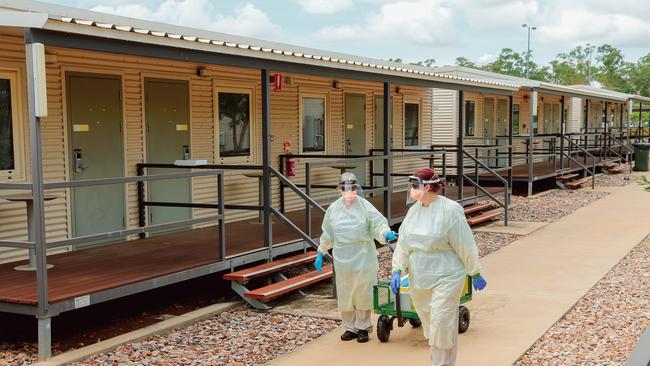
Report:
49,0,650,67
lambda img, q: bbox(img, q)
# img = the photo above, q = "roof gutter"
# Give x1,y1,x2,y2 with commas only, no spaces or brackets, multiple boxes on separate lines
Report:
0,10,47,28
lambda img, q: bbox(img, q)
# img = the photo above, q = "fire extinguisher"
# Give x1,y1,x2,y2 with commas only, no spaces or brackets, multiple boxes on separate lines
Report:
284,140,296,177
286,156,296,177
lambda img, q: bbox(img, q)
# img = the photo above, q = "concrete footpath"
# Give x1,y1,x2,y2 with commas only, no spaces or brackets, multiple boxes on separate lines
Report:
270,183,650,366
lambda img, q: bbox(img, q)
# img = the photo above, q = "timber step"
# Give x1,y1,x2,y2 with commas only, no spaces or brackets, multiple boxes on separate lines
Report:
464,202,501,226
245,265,333,301
556,173,579,181
607,164,627,174
599,162,619,168
467,210,502,226
463,202,494,215
223,251,317,283
564,177,591,188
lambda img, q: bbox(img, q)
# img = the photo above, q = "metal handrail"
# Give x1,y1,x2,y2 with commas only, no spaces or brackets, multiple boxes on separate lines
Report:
269,167,332,261
462,149,509,225
271,166,326,215
560,135,596,189
608,132,634,153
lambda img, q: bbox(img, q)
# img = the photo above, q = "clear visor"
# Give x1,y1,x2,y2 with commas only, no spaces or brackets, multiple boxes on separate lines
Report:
406,176,440,205
338,182,364,204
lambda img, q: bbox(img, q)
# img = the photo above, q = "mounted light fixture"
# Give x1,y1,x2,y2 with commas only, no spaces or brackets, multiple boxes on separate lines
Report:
197,67,211,77
332,80,341,89
523,94,529,102
395,86,402,94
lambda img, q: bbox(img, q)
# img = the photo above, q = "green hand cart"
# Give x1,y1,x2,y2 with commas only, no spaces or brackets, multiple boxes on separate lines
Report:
372,276,473,342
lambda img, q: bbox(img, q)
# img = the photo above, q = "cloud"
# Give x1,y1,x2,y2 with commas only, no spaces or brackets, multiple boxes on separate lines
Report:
536,9,650,48
317,0,455,45
477,53,496,64
91,0,281,39
294,0,354,14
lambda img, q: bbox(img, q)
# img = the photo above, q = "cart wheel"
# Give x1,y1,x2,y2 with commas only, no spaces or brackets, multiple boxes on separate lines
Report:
408,318,422,328
377,315,391,342
458,306,470,333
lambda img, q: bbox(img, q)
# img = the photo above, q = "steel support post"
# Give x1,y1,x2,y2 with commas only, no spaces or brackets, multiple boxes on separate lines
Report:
508,95,513,205
383,82,392,220
626,102,632,146
528,89,537,196
261,69,272,260
584,99,590,162
24,29,51,361
556,95,560,169
603,102,609,159
457,90,464,201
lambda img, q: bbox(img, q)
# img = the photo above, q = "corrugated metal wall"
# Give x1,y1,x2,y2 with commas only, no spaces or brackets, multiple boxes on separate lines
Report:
0,33,433,262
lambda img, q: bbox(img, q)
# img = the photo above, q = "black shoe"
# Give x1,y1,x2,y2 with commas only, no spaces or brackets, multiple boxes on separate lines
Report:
357,330,369,343
340,330,358,341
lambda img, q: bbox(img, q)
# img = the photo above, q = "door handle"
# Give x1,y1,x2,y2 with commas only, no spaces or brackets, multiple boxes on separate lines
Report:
73,149,86,173
346,139,351,154
183,145,190,160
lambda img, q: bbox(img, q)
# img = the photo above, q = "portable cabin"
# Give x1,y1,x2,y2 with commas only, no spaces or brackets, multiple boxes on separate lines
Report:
0,1,519,359
431,66,632,195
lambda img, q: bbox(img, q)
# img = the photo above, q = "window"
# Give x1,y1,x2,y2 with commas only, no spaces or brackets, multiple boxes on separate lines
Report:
217,90,251,158
0,72,22,181
0,79,14,171
512,104,520,135
302,97,326,153
464,101,475,136
404,103,419,147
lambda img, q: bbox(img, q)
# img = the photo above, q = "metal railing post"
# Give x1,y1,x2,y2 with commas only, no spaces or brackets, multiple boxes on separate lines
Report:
217,172,226,261
528,89,537,196
279,156,285,213
383,82,392,221
137,164,146,239
24,30,51,361
261,69,272,260
508,95,513,203
457,90,465,201
305,163,312,239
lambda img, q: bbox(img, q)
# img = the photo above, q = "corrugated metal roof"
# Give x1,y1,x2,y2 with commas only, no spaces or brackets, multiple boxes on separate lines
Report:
570,85,650,103
433,66,631,102
0,0,519,91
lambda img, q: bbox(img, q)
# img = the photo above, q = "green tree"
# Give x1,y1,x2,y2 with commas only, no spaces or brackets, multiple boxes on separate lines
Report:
411,58,436,68
629,53,650,97
482,48,549,81
454,57,477,68
595,44,631,92
549,45,596,85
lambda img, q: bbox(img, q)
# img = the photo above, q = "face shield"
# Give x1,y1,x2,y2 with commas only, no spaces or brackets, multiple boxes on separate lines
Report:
406,175,441,205
338,172,363,206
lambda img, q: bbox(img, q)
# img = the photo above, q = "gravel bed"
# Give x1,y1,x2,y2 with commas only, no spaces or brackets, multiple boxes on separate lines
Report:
377,232,520,281
74,307,339,366
594,165,634,187
514,235,650,366
506,189,610,222
0,343,37,366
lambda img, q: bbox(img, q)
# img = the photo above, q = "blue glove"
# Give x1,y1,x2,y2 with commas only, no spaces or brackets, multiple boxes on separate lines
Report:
390,271,401,294
472,274,487,291
383,231,398,242
314,252,323,273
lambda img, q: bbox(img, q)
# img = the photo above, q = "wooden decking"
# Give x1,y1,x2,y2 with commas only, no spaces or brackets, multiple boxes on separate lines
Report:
0,185,504,306
0,209,322,306
480,156,622,181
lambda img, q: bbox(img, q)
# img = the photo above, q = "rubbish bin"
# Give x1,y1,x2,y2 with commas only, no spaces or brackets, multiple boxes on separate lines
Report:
633,143,650,171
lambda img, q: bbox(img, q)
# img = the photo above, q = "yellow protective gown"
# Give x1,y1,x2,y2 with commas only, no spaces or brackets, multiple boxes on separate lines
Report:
392,196,481,350
318,196,391,312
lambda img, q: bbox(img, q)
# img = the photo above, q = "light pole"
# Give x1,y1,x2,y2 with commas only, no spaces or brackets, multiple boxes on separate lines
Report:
522,24,536,78
586,43,593,85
